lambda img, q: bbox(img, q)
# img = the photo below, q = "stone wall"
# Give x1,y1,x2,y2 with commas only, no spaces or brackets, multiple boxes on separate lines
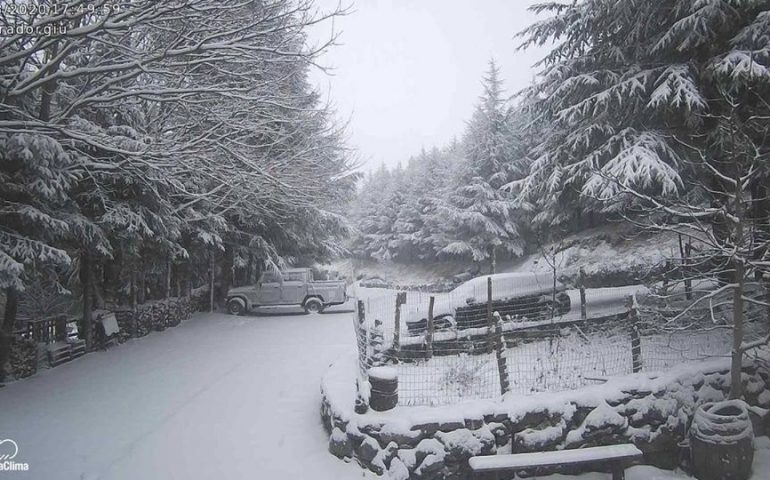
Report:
321,356,770,479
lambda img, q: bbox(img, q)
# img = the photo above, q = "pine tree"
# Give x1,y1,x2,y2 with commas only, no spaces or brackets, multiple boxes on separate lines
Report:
0,133,77,379
513,0,770,233
517,0,770,399
440,61,523,271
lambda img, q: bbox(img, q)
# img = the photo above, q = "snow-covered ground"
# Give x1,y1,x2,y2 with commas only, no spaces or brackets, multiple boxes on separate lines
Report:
0,306,376,480
3,296,768,480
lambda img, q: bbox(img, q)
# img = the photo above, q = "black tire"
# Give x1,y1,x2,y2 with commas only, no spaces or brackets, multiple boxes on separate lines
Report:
227,298,246,315
304,297,324,314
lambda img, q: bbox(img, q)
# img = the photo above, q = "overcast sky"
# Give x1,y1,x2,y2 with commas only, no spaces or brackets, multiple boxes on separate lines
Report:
306,0,547,172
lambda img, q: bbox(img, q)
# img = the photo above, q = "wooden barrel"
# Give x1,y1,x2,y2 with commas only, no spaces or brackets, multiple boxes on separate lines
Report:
368,366,398,411
690,400,754,480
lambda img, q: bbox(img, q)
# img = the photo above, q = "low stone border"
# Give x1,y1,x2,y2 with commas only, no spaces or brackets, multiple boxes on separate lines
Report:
321,355,770,479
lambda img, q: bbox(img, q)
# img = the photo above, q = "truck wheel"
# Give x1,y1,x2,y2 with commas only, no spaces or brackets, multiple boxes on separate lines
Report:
304,298,324,314
227,298,246,316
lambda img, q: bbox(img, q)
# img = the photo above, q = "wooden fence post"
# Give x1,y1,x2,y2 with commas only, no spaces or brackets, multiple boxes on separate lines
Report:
356,299,368,369
486,277,494,353
393,292,406,352
631,325,642,373
354,298,371,413
579,267,587,320
628,295,642,373
354,377,369,414
493,312,510,395
357,299,366,326
487,277,493,325
426,296,435,359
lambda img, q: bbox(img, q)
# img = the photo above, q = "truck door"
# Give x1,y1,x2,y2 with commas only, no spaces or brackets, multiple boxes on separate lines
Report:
255,272,282,305
281,271,307,304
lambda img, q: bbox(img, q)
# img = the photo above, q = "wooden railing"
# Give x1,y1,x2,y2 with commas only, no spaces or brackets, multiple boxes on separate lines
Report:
23,315,73,343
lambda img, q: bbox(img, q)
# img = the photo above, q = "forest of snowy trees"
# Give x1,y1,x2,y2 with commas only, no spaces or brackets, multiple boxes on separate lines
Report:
351,0,770,397
352,62,527,269
2,0,770,392
351,1,770,277
0,1,357,370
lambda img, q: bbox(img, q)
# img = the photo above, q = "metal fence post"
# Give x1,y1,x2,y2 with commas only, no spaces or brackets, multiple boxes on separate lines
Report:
579,267,587,320
426,296,435,359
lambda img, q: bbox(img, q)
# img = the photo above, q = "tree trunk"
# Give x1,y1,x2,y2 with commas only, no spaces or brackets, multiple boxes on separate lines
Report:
729,154,745,400
223,245,234,301
0,288,19,381
752,182,770,282
175,263,181,298
730,257,745,400
39,43,60,122
679,234,693,300
103,257,114,304
130,267,137,311
209,252,216,312
489,245,497,274
165,259,172,299
246,257,254,286
137,269,146,304
710,173,733,286
93,261,106,310
80,251,94,348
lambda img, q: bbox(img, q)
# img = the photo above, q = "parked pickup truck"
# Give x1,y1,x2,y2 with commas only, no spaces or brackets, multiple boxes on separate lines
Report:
225,268,347,315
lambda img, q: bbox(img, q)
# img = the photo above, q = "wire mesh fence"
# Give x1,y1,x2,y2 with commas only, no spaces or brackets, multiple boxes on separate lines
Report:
353,274,770,407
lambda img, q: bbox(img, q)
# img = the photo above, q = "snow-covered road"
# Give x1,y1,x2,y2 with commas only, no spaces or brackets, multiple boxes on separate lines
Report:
0,308,375,480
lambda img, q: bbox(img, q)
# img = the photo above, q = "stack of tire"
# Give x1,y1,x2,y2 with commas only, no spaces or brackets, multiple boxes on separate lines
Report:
368,367,398,411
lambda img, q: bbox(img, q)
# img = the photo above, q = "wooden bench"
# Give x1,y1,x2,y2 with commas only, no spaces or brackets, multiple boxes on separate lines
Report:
469,444,643,480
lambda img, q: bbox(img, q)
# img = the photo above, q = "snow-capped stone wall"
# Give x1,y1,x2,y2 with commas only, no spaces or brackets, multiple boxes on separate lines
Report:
321,355,770,479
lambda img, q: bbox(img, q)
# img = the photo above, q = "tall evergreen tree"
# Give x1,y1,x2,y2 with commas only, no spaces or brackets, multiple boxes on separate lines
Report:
0,1,356,372
517,0,770,399
439,61,523,272
512,0,770,233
